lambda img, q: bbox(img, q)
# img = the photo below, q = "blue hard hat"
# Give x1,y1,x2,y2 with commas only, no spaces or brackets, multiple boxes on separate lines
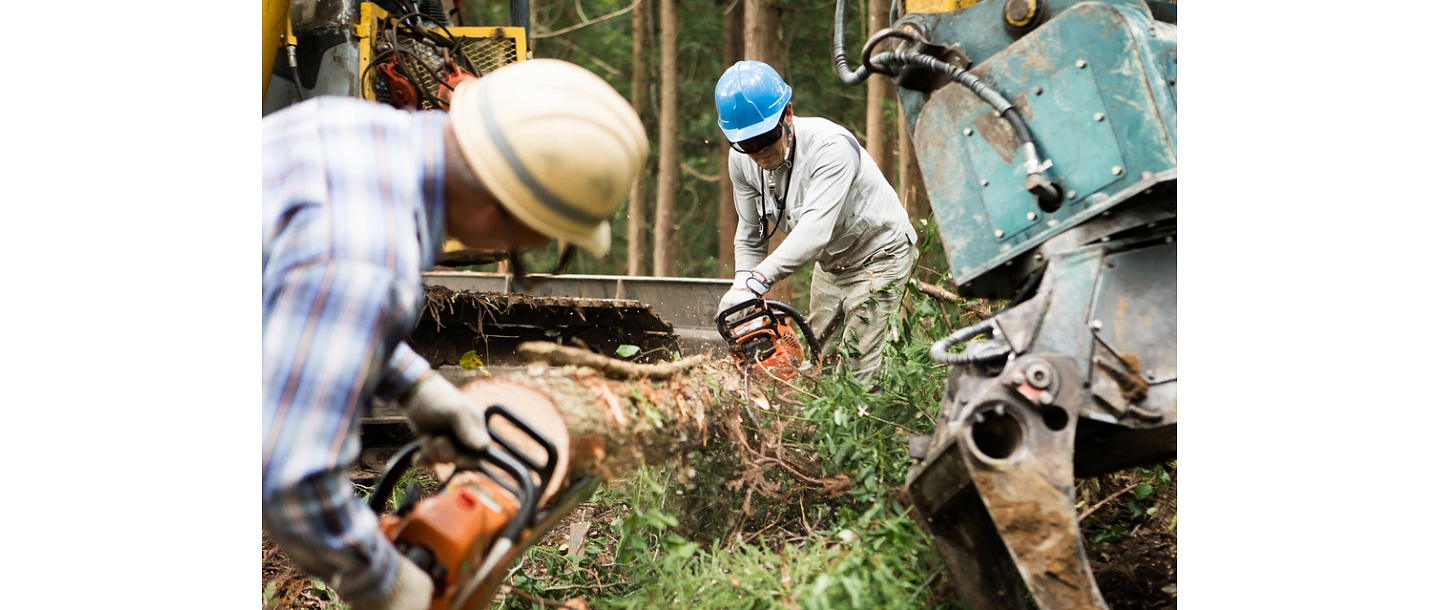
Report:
714,61,793,143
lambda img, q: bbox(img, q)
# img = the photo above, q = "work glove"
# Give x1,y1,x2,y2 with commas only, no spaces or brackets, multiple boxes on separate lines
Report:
345,552,434,610
400,371,493,469
717,270,771,317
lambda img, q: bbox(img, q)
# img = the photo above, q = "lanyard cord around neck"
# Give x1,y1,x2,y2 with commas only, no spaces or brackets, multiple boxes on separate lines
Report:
757,123,795,241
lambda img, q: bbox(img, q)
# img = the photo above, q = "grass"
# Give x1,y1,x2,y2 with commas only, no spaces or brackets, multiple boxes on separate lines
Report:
495,222,979,610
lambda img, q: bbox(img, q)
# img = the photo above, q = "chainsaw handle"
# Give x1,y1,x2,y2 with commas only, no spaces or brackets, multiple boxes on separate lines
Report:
367,441,424,515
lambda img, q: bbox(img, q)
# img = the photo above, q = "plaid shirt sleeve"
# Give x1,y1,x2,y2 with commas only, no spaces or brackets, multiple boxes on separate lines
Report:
261,98,446,599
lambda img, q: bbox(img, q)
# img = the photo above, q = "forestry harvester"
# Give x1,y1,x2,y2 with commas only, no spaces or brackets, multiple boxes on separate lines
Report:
831,0,1175,608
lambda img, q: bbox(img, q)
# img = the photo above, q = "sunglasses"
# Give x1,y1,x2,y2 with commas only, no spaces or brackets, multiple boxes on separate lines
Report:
730,121,786,154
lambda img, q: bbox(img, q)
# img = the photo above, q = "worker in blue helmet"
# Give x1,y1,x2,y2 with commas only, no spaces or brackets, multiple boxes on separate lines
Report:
714,60,917,381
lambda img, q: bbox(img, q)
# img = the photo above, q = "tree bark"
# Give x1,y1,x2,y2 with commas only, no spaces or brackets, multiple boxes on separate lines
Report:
718,0,745,277
448,343,850,500
652,0,680,277
743,0,790,303
865,0,895,185
743,0,782,64
627,0,652,276
898,107,931,222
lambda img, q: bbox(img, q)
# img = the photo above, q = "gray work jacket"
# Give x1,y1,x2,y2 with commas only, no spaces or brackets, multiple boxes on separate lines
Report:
729,116,917,283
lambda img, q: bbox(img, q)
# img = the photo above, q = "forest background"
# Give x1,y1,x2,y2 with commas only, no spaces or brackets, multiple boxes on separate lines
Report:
458,0,940,312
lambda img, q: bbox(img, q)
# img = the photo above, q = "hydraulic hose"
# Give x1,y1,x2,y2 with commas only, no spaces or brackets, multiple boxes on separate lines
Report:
872,51,1050,181
833,0,875,86
929,319,1012,365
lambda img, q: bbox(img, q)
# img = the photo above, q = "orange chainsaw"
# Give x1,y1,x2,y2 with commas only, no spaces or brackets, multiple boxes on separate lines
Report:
367,398,597,610
717,298,821,381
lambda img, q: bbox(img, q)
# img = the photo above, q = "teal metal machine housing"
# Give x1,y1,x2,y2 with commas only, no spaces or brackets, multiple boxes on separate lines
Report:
831,0,1176,608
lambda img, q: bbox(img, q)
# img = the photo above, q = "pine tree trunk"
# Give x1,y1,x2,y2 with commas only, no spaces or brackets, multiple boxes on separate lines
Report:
898,108,931,222
653,0,680,277
718,0,745,278
865,0,895,184
628,0,652,276
742,0,790,302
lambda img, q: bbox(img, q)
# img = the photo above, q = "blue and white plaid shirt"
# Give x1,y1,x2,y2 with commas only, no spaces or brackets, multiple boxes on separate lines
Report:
261,97,447,597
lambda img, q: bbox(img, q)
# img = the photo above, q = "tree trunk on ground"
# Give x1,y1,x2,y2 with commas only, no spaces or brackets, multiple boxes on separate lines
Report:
458,343,850,503
718,0,744,278
653,0,679,277
898,108,931,222
865,0,895,185
628,0,653,276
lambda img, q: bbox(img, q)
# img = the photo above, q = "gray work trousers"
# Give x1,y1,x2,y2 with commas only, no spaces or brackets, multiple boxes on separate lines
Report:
807,246,915,381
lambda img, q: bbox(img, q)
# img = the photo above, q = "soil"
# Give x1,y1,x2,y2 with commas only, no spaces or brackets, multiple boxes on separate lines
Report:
1081,462,1179,610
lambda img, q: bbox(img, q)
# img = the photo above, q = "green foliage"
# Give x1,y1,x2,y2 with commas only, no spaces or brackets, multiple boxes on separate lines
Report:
615,344,642,358
459,349,485,370
500,238,982,608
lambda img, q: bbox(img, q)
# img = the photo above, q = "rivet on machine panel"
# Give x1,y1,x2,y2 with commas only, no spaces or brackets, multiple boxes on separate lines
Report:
1046,219,1059,228
1094,113,1105,121
1091,320,1103,331
1077,59,1088,69
1034,87,1043,95
1112,166,1123,175
1033,253,1044,261
980,179,989,186
1067,190,1077,199
964,127,973,136
995,229,1005,238
1027,212,1037,220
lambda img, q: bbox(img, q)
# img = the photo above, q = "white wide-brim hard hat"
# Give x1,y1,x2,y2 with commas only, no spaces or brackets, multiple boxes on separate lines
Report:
449,59,649,256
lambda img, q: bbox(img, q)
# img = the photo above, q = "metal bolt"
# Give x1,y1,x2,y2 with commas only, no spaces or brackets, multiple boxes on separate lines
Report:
1091,320,1103,331
1009,372,1026,386
1112,166,1123,175
1038,391,1054,405
1077,59,1088,68
981,178,989,186
1026,364,1053,389
964,127,973,136
994,229,1005,238
1027,212,1037,220
1034,253,1044,261
1034,87,1043,95
1067,190,1077,200
1094,113,1105,122
1046,219,1059,228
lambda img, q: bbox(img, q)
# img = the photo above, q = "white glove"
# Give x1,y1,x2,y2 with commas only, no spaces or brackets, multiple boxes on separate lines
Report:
400,372,492,468
345,553,434,610
717,270,770,316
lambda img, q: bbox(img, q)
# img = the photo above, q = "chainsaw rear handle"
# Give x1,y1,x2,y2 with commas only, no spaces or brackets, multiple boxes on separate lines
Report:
366,403,559,521
716,298,822,367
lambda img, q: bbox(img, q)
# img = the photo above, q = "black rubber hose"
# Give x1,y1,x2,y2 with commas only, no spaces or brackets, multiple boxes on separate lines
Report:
872,50,1046,177
833,0,871,86
929,319,1011,365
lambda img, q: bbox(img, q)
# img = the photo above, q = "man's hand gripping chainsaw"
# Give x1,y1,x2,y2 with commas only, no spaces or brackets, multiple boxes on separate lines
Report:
369,380,597,610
